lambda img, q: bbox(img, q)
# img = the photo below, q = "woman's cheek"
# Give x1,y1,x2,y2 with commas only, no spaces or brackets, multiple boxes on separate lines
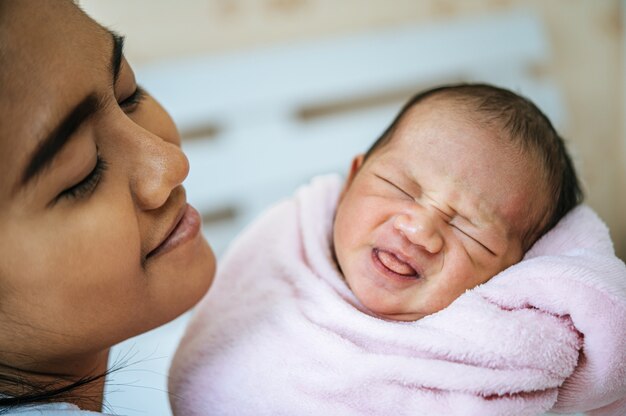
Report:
52,194,145,292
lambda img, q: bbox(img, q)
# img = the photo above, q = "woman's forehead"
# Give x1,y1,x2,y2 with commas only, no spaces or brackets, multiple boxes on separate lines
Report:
0,0,109,116
0,0,111,196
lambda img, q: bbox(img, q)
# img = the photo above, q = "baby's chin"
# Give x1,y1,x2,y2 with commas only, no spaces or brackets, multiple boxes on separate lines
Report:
373,310,428,322
346,281,429,322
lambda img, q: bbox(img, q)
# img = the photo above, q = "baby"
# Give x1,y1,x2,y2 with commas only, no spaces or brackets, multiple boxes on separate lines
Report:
170,84,626,415
332,83,581,321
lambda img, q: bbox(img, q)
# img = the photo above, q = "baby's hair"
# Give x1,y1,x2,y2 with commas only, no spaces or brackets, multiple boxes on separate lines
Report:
363,83,583,249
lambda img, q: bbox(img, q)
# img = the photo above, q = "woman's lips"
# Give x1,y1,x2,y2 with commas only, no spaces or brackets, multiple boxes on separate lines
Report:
147,204,201,260
371,248,421,280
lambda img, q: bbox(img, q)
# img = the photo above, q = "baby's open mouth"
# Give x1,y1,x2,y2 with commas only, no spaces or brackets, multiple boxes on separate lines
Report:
373,248,419,277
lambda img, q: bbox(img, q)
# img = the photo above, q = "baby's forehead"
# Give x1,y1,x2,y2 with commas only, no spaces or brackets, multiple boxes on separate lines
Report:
401,95,502,131
378,103,549,239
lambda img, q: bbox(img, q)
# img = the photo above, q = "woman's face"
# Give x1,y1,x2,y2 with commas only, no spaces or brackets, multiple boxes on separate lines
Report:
0,1,215,374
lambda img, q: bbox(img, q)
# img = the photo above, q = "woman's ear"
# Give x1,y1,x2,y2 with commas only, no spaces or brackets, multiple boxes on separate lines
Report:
338,154,365,201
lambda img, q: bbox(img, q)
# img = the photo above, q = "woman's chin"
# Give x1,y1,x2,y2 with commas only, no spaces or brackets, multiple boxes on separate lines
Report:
172,235,217,310
143,235,216,330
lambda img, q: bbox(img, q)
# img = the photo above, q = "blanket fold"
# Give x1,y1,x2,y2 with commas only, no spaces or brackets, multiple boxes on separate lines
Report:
170,174,626,416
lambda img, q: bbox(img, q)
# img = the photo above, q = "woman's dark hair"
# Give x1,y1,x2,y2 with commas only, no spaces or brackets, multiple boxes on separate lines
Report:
0,371,109,413
0,350,135,412
364,83,583,249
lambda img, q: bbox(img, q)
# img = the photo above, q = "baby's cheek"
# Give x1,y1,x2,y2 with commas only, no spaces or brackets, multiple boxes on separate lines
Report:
333,200,357,244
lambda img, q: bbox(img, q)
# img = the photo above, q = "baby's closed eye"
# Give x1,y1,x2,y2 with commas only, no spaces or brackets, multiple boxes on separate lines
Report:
450,223,496,255
374,173,414,199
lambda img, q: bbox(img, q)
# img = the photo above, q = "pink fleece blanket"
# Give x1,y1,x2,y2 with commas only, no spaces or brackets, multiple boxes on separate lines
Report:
169,175,626,416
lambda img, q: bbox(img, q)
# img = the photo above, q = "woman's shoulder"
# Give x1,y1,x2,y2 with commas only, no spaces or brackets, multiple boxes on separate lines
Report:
3,402,112,415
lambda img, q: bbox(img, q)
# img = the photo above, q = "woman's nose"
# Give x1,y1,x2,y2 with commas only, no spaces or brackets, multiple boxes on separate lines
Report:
393,211,444,254
130,133,190,211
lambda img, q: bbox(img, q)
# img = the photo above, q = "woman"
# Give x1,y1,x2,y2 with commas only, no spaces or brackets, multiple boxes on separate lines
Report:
0,0,216,413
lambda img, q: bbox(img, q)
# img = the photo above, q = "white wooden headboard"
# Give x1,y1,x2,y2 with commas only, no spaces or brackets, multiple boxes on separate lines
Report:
137,9,563,256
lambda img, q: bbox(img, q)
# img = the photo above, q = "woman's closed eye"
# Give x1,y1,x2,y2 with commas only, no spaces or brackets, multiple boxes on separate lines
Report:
56,155,108,202
119,85,146,113
54,84,144,204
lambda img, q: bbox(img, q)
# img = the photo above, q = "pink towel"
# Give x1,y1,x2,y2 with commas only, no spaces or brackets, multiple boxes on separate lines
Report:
169,175,626,416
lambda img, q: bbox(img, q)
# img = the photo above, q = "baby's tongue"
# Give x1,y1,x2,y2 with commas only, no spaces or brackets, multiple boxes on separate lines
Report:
377,250,416,276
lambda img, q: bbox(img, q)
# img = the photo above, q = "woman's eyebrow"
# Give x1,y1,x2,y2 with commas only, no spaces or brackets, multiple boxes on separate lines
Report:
17,31,125,192
109,31,125,85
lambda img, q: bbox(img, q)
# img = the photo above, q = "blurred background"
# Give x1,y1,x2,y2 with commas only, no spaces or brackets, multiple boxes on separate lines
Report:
79,1,624,415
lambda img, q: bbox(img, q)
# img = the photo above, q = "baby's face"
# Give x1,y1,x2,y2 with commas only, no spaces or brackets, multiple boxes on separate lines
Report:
333,99,547,321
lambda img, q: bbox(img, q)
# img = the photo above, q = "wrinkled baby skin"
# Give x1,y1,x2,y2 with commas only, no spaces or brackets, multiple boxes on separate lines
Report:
333,98,548,321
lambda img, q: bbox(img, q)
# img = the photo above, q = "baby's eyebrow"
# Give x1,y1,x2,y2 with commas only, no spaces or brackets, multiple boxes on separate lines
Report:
473,212,513,247
15,30,124,193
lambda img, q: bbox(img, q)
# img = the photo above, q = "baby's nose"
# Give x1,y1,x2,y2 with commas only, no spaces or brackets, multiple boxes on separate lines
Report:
393,213,444,254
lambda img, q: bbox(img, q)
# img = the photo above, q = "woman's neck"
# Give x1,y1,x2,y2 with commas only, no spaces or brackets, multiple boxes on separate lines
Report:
54,349,110,412
67,353,109,412
0,349,110,412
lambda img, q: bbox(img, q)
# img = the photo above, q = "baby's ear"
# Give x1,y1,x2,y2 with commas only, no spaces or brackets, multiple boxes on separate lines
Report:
338,154,365,200
348,154,365,182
